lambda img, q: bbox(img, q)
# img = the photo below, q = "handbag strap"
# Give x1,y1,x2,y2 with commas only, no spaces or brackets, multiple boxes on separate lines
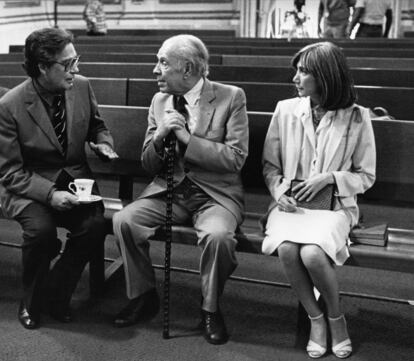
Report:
338,106,358,170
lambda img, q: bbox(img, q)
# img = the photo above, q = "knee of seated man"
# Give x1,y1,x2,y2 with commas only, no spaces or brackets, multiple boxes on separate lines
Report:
84,211,106,230
201,227,236,250
22,221,60,257
112,207,134,232
23,219,56,244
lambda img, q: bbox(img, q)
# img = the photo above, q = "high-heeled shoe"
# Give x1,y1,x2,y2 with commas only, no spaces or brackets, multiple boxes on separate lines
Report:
306,313,327,359
328,314,352,359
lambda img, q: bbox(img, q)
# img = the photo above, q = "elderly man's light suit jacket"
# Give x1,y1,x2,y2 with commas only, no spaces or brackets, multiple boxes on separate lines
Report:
139,79,249,224
262,97,376,226
0,76,113,219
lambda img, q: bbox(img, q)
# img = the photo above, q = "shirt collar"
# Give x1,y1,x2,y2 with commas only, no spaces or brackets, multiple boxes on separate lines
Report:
183,77,204,107
32,78,64,106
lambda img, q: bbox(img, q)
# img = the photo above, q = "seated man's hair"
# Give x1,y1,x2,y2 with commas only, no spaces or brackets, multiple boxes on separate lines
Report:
23,27,74,78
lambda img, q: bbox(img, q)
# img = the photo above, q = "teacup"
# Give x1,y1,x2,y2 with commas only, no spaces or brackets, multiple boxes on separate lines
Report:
68,179,94,201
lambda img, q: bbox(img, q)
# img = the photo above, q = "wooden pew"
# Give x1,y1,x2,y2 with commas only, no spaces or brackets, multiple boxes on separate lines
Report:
0,75,26,89
10,43,414,58
0,75,128,106
1,61,413,88
5,49,413,69
69,28,236,37
93,106,414,205
221,54,414,70
2,50,222,65
32,44,414,58
90,105,414,282
126,78,414,120
1,75,411,120
1,104,413,299
73,35,414,49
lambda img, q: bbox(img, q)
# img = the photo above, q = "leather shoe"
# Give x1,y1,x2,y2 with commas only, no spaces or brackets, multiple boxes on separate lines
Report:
113,288,160,328
200,309,229,345
49,306,72,323
18,301,39,330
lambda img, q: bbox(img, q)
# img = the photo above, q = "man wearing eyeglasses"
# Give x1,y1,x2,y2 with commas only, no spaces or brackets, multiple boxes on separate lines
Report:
0,27,118,329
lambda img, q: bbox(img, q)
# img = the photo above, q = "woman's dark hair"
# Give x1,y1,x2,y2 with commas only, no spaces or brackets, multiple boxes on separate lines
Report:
291,41,357,110
23,28,74,78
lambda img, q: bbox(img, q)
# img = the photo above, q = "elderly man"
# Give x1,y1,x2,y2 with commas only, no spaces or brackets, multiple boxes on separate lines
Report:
0,28,118,329
112,34,249,345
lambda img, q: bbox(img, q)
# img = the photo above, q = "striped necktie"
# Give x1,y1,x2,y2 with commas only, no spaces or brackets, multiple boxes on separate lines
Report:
52,95,67,154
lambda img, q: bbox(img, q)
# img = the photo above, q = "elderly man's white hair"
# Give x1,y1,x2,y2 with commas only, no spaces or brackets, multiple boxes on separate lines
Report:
162,34,210,77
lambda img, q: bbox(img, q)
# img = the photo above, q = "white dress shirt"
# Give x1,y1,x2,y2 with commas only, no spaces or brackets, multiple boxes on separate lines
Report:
182,77,204,133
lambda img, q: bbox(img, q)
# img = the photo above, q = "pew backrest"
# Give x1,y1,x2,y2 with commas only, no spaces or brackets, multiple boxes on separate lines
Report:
1,61,413,88
95,105,414,204
2,75,412,120
73,35,414,49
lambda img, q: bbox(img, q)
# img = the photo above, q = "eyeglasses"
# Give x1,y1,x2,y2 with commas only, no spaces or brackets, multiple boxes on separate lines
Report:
51,55,81,72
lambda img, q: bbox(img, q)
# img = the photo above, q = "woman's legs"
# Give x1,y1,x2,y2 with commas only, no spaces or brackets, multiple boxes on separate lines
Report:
278,241,327,356
299,245,341,317
278,241,321,316
300,245,351,353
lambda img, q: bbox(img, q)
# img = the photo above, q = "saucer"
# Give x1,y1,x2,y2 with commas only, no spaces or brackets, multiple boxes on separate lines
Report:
77,195,103,204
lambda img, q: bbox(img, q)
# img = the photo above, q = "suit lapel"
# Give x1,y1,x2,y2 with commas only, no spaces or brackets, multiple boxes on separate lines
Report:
25,80,62,152
193,79,215,136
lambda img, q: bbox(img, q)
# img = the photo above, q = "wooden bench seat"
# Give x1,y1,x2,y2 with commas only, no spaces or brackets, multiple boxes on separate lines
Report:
1,104,414,300
1,61,413,88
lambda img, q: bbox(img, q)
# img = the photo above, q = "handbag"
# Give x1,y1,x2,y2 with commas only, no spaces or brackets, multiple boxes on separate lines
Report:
288,179,335,210
287,106,358,211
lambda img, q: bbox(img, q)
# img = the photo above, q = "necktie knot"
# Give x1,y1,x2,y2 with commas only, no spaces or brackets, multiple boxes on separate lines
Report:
53,95,63,108
174,95,187,115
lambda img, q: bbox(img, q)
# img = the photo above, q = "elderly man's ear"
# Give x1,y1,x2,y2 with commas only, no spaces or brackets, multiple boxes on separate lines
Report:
183,62,193,78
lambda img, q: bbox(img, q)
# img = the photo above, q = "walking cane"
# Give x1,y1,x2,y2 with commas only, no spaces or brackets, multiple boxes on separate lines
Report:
163,132,176,339
163,95,187,339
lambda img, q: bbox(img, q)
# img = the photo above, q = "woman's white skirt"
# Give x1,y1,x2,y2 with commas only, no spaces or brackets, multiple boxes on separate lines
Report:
262,207,351,265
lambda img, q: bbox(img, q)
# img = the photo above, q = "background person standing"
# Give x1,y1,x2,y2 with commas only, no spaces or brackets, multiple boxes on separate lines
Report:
83,0,107,36
347,0,393,38
318,0,356,38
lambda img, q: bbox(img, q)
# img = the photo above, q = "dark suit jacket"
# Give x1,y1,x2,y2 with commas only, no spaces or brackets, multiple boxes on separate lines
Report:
0,75,113,218
140,79,249,224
